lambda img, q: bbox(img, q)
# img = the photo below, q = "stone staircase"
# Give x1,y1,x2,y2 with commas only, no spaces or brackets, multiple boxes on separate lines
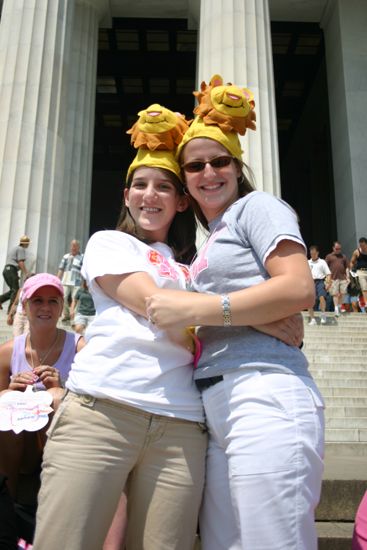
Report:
304,311,367,549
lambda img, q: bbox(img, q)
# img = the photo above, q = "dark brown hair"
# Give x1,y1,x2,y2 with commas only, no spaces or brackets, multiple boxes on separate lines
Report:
116,168,197,264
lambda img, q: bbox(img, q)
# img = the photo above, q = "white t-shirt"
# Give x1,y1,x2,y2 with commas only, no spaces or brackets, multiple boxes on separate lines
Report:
308,258,331,280
66,230,204,422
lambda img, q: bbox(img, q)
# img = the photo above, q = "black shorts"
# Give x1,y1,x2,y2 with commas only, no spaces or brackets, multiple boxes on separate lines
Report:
314,279,327,299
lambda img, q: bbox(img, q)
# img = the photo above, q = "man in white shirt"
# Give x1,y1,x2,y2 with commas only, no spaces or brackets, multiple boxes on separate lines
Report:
308,245,331,325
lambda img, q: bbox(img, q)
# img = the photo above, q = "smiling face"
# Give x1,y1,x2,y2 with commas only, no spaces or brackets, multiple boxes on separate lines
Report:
182,138,241,222
124,166,188,243
24,286,63,326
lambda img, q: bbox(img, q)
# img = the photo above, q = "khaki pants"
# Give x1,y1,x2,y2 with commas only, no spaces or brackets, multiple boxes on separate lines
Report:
33,391,207,550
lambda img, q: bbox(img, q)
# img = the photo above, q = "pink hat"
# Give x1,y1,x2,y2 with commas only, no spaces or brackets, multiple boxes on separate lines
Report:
22,273,64,304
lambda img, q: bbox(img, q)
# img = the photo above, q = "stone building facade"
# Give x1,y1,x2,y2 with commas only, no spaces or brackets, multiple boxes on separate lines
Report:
0,0,366,280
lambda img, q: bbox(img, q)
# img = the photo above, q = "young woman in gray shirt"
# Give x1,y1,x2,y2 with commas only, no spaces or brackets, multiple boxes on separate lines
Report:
147,75,325,550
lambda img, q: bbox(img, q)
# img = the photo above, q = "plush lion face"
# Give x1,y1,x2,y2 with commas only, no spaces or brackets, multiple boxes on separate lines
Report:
127,104,190,150
210,82,254,117
136,104,179,133
193,75,256,135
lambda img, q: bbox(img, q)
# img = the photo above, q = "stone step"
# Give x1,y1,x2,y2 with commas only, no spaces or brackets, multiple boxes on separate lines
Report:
325,428,367,442
304,348,367,360
305,316,367,322
303,350,367,361
322,388,367,397
305,336,366,343
306,329,367,333
324,397,367,406
325,442,367,456
308,356,367,364
306,330,367,335
317,478,366,521
326,406,367,418
314,382,367,390
314,454,366,549
309,363,367,378
316,522,355,550
310,369,367,378
305,318,367,324
304,311,367,319
317,388,367,397
305,315,367,321
325,420,367,434
308,348,367,361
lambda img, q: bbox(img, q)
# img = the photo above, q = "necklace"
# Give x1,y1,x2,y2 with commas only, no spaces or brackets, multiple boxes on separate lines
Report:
28,329,60,368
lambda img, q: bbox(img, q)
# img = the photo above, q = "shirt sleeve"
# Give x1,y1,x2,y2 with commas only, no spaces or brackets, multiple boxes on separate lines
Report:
322,260,331,276
16,247,26,263
230,191,305,266
81,231,150,285
58,255,67,271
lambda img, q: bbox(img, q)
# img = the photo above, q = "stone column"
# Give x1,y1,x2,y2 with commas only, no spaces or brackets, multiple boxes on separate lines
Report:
0,0,108,285
321,0,367,254
197,0,280,195
62,0,101,251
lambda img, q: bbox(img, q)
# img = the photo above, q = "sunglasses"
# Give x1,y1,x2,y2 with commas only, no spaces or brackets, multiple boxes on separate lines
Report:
182,155,234,173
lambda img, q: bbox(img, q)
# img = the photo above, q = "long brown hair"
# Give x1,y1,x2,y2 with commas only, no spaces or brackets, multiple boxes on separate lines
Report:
116,168,197,264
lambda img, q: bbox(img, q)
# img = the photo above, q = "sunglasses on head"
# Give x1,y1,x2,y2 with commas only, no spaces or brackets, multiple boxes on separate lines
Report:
182,155,235,173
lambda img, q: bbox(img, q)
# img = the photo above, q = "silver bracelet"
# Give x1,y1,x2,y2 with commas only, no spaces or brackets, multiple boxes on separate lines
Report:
221,294,232,327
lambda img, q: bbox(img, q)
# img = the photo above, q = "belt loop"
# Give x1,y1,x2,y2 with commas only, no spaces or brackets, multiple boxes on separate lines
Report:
79,393,96,408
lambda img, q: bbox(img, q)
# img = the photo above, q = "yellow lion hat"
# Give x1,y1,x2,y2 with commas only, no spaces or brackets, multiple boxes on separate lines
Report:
126,104,190,178
177,75,256,161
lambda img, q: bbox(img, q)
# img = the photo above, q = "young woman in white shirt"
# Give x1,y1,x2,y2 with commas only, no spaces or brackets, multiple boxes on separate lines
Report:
32,107,207,550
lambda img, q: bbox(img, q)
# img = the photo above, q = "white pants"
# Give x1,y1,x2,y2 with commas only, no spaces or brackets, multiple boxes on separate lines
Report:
199,369,325,550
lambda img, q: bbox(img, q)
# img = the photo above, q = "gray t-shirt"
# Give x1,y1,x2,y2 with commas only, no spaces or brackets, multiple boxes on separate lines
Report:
190,191,310,379
6,245,27,269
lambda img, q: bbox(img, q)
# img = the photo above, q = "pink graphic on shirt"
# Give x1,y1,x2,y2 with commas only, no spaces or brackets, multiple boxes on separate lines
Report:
191,225,226,281
177,263,190,282
147,250,179,280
